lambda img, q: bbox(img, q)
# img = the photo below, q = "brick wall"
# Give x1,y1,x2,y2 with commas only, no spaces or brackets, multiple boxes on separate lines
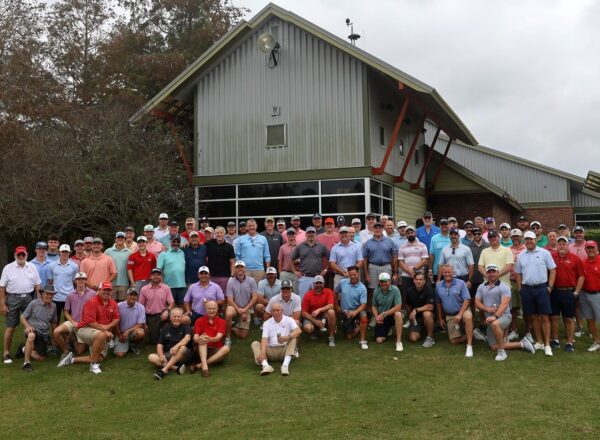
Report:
427,193,515,225
517,207,575,231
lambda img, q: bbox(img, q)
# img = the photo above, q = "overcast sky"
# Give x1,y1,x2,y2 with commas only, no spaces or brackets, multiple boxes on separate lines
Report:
237,0,600,178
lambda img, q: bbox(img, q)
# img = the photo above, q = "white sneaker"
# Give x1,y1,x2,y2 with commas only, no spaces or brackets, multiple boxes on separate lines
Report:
107,339,115,349
422,336,435,348
280,365,289,376
224,337,232,347
544,345,553,356
534,342,545,351
90,362,102,375
359,340,369,350
495,350,507,361
520,338,535,354
395,342,404,352
403,321,410,328
328,337,336,348
473,328,487,342
293,347,300,358
57,351,74,367
260,364,274,376
575,331,582,338
587,342,600,352
507,330,519,341
465,345,473,358
525,332,534,343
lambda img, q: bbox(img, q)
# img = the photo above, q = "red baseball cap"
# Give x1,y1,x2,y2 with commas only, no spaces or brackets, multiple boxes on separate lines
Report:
15,246,27,254
324,217,335,225
100,281,113,290
585,240,598,249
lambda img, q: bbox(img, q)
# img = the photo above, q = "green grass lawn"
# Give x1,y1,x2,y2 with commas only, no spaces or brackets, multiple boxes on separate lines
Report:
1,318,599,440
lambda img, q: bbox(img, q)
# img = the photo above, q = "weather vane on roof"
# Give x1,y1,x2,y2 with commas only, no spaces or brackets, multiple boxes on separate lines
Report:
346,18,360,46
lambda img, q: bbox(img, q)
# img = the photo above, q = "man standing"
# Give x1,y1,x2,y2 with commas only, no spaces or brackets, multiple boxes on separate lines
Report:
30,241,51,288
157,235,187,306
363,222,397,300
59,281,120,374
148,307,191,380
83,236,94,256
235,218,270,285
144,225,164,257
335,266,369,349
114,288,146,357
139,268,175,344
71,240,87,268
437,228,474,285
0,246,41,364
388,221,406,249
80,237,117,292
225,221,238,245
405,273,436,347
276,219,287,235
181,217,205,244
183,266,224,324
397,225,429,294
205,226,235,293
261,216,283,271
499,223,513,247
301,275,336,347
127,236,157,293
474,265,535,361
105,232,132,301
478,230,514,287
581,241,600,352
544,231,558,254
329,226,362,290
569,226,587,261
224,261,258,345
549,236,584,352
371,273,403,352
360,213,385,244
311,213,325,235
288,216,306,244
416,211,440,252
191,301,230,377
461,220,475,246
429,219,451,283
278,228,299,294
46,235,61,262
159,221,189,248
183,231,207,286
514,231,557,356
17,285,58,372
291,227,329,299
124,226,138,253
530,221,549,247
508,229,527,341
47,244,79,320
255,267,282,324
154,213,170,242
436,265,474,357
467,227,490,320
516,215,530,233
251,302,302,376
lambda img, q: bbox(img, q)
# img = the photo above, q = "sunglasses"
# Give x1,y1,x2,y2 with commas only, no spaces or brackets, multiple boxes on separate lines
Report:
473,232,482,236
16,252,26,257
171,241,181,245
531,226,541,229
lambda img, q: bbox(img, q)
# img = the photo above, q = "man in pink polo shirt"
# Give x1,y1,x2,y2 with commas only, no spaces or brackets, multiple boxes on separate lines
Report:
139,268,175,344
80,237,117,291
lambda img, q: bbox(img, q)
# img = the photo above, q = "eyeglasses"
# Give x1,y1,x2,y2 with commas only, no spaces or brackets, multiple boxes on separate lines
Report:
473,232,482,236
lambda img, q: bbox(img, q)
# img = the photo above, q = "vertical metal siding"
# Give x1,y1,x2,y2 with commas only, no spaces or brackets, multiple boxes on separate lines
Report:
394,186,426,225
197,18,364,177
572,189,600,207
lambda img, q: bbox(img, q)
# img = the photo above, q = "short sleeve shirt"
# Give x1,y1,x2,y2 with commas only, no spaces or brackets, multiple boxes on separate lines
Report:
302,288,335,314
117,301,146,332
265,293,302,317
398,241,429,277
291,242,329,275
0,261,41,294
157,249,186,288
194,315,226,348
435,278,470,315
22,299,57,335
405,285,435,310
438,244,474,277
475,281,512,318
183,281,224,315
479,246,514,286
157,324,192,351
226,276,257,307
261,315,298,347
372,285,402,313
205,239,235,277
257,279,282,300
335,278,367,311
514,247,556,285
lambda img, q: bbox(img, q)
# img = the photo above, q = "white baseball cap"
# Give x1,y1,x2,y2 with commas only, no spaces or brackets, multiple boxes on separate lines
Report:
378,272,391,281
235,260,246,267
510,228,523,237
59,244,71,252
266,267,277,275
159,213,169,220
397,221,408,228
523,231,537,240
197,266,210,273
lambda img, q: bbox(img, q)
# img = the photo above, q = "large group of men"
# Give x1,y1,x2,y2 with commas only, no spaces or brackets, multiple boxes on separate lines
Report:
2,210,600,377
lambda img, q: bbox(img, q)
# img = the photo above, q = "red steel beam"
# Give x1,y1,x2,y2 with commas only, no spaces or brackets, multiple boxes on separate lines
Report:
395,114,426,183
428,137,453,193
372,95,410,175
411,127,441,189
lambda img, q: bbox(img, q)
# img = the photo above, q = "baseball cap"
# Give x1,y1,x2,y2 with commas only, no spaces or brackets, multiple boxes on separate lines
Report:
510,228,523,237
439,218,448,225
423,211,433,217
124,226,134,232
312,213,322,219
100,281,113,290
530,221,542,228
374,222,383,228
306,226,316,233
378,272,391,281
573,226,584,232
313,275,325,283
74,239,85,246
83,236,94,243
397,221,408,228
518,215,527,221
197,266,210,273
324,217,335,225
239,221,246,227
448,216,457,222
463,220,474,226
185,217,195,225
144,224,154,232
35,241,48,249
276,219,286,226
188,230,199,237
15,246,28,254
265,216,275,223
557,236,569,243
168,220,178,227
235,260,246,267
523,231,537,240
59,244,71,252
585,240,598,248
485,217,495,223
485,264,499,272
115,231,126,238
405,225,416,232
227,221,236,227
449,228,459,235
286,228,296,235
487,230,499,238
127,287,138,295
291,215,300,221
159,213,169,220
499,223,511,229
151,268,162,274
266,267,277,275
366,213,376,219
137,236,148,242
281,279,293,289
339,226,350,233
92,237,103,244
42,285,56,294
204,227,214,233
558,224,568,229
351,218,361,225
75,272,87,279
170,234,181,242
336,215,345,225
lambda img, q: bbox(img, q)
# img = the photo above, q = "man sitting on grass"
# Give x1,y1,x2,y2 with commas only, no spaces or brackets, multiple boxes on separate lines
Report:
114,288,146,357
190,301,230,377
371,272,404,352
475,264,535,361
335,266,369,350
16,285,58,372
301,275,336,347
251,302,301,376
148,307,192,380
405,272,436,347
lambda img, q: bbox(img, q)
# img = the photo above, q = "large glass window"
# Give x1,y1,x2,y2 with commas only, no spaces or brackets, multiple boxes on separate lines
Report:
239,197,319,217
198,201,236,218
322,195,365,213
575,213,600,229
369,179,393,216
198,185,235,200
321,179,364,195
238,181,318,198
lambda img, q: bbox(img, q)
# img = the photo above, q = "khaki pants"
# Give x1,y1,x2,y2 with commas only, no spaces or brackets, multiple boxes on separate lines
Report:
247,270,265,286
251,338,297,364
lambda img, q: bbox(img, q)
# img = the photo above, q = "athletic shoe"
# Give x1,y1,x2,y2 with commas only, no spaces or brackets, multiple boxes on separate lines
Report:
575,324,582,338
90,362,103,374
3,354,13,364
130,345,141,355
154,370,165,380
224,337,232,347
359,340,369,350
253,317,261,326
176,364,186,375
495,350,507,361
534,342,545,351
293,347,300,358
564,343,575,353
550,339,560,349
15,344,24,360
422,336,435,348
47,345,58,356
260,364,274,376
328,337,336,348
368,317,376,329
524,332,534,343
465,345,473,358
403,321,410,328
507,330,519,341
587,342,600,352
310,333,318,341
520,338,535,354
473,328,487,342
280,365,289,376
22,362,33,372
107,339,115,349
395,342,404,352
544,345,553,356
57,351,74,367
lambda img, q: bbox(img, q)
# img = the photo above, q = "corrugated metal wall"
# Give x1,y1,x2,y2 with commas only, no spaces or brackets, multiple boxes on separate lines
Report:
430,165,483,192
196,18,364,177
572,189,600,207
394,186,426,225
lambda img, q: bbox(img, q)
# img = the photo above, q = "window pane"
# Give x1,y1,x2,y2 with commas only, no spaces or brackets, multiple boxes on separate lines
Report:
382,199,392,216
370,180,381,196
238,197,319,217
266,124,286,147
321,179,365,195
382,184,392,199
370,196,381,214
198,185,236,200
199,201,236,218
321,195,365,214
238,182,318,198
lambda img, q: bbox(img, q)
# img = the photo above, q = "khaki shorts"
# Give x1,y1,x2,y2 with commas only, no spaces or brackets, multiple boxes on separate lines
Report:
63,321,77,337
235,310,253,330
113,286,128,302
510,280,521,309
445,309,473,340
76,327,108,357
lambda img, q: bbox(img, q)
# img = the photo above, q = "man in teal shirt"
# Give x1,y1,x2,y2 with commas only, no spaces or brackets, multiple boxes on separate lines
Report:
157,235,186,306
371,272,403,352
429,219,451,282
105,232,131,301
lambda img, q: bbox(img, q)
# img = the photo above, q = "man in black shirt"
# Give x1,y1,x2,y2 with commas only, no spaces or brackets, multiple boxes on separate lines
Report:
405,272,436,347
205,226,235,295
148,308,192,380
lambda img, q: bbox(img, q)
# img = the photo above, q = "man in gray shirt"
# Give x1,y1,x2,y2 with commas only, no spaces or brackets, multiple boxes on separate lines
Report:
224,261,258,346
291,227,329,299
438,228,474,284
17,285,58,372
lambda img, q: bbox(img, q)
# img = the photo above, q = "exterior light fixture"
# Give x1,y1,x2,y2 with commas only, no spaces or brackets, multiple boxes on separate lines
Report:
257,32,280,68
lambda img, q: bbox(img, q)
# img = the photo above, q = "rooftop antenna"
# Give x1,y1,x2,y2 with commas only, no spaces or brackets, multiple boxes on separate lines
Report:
346,18,360,46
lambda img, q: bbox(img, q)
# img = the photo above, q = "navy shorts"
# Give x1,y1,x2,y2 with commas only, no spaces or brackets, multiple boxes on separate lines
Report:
342,311,366,335
550,289,576,318
374,315,396,338
520,284,551,316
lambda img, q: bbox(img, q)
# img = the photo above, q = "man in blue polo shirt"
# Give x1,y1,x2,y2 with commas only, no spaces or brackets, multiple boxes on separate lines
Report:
157,235,187,306
429,219,451,283
47,244,79,321
436,264,474,357
335,266,368,350
416,211,440,252
330,227,363,290
235,218,270,286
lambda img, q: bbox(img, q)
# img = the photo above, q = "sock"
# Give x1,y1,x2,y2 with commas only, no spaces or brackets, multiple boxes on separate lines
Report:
283,355,292,367
261,359,269,367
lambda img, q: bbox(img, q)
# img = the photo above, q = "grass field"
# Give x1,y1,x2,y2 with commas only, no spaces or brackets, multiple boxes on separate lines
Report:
1,318,599,440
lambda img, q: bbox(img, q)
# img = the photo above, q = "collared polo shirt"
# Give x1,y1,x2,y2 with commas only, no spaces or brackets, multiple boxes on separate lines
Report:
158,233,188,248
235,234,270,270
335,278,367,311
257,279,282,300
568,241,587,262
278,242,298,272
359,228,387,244
262,315,298,347
260,230,283,268
226,275,257,307
70,255,86,268
468,240,490,284
0,261,41,294
146,240,164,257
552,251,584,288
158,324,191,351
194,315,226,348
435,278,470,315
183,244,207,284
266,293,302,317
429,233,451,276
536,235,549,247
127,251,157,282
153,227,169,242
416,224,440,251
302,288,335,314
30,258,50,288
509,244,526,281
205,239,235,277
329,242,362,272
479,246,514,286
117,300,146,332
438,244,474,278
47,259,79,302
291,241,329,276
64,289,96,322
80,253,117,289
224,234,238,246
139,283,174,314
405,284,435,310
363,236,397,265
183,281,224,315
105,246,132,286
23,299,57,335
77,295,119,328
514,247,556,285
372,285,402,313
398,240,428,277
316,233,339,252
475,281,511,318
500,238,513,247
582,256,600,292
157,248,186,288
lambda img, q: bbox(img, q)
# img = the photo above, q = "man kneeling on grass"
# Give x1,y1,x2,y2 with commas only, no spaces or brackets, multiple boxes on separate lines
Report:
190,301,230,377
114,288,146,357
16,285,58,372
475,264,535,361
335,266,369,350
148,307,192,380
371,272,404,352
301,275,337,347
251,302,302,376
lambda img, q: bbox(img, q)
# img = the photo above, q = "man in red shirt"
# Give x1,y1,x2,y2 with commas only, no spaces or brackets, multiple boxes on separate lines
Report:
549,236,584,352
127,236,157,293
191,301,229,376
58,281,120,374
181,217,206,244
301,275,336,347
581,240,600,352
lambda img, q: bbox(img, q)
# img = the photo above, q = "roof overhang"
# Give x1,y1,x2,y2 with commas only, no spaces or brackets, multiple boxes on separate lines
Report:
584,170,600,194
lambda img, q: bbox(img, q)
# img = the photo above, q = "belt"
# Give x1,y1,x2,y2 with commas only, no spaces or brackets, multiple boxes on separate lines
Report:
8,293,31,298
370,263,391,267
523,283,547,288
555,287,574,291
303,274,318,278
